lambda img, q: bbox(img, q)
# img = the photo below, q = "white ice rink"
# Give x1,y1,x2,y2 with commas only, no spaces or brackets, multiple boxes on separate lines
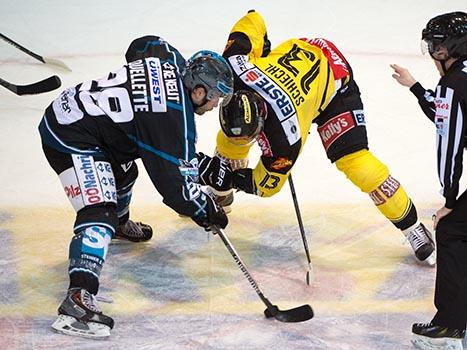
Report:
1,1,466,349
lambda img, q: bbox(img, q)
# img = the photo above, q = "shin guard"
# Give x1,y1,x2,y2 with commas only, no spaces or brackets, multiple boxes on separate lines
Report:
335,149,417,229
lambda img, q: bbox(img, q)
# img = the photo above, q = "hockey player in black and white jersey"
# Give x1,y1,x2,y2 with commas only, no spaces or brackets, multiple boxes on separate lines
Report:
39,36,233,338
391,12,467,350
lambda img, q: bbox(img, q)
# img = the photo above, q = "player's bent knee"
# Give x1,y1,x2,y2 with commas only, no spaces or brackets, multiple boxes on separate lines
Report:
74,204,119,236
335,149,389,193
69,205,117,281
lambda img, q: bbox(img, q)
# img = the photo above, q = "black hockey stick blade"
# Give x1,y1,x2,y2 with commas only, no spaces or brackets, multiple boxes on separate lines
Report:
0,75,61,95
0,33,72,71
264,303,314,323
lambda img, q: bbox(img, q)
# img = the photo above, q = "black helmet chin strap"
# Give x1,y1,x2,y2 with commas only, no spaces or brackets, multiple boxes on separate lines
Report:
440,60,449,74
430,52,451,75
194,95,209,108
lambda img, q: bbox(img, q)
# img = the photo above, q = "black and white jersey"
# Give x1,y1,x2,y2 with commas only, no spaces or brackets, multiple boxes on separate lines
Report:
39,37,206,217
410,58,467,208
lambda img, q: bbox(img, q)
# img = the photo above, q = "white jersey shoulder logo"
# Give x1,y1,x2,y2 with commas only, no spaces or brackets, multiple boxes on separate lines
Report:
228,55,301,146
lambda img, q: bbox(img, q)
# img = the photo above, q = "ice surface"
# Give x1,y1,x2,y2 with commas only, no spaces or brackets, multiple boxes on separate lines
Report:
1,0,466,349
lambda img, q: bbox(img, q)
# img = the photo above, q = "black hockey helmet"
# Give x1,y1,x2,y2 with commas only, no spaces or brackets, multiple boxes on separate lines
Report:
219,90,267,143
422,11,467,58
182,50,233,102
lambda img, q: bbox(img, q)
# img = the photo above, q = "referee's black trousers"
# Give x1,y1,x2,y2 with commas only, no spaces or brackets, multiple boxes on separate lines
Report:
432,189,467,330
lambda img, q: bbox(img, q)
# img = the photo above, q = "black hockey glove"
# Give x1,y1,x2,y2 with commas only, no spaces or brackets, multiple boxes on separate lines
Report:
197,153,233,192
262,32,271,57
191,192,228,232
232,168,257,194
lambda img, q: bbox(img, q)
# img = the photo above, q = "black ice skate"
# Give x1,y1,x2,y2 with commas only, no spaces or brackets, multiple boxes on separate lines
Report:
412,322,465,350
114,220,153,242
51,288,114,339
405,223,436,265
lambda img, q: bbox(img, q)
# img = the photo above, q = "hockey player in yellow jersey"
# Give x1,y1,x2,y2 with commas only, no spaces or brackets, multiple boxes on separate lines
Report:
202,10,436,265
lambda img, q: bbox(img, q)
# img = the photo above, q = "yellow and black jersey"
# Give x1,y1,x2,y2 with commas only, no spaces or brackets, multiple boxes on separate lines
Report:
217,10,353,196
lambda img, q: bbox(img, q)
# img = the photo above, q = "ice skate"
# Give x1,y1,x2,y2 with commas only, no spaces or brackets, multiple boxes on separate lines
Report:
412,322,465,350
404,223,436,266
114,220,153,242
51,288,114,339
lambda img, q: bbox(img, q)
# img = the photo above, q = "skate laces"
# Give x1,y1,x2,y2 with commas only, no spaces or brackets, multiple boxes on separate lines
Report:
120,220,145,238
72,289,101,313
407,224,431,251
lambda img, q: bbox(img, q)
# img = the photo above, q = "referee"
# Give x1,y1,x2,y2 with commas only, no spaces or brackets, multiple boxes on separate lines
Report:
391,11,467,350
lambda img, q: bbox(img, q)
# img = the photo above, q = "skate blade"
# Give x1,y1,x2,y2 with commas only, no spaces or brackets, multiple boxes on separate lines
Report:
96,294,114,303
423,251,436,267
411,334,463,350
51,315,111,339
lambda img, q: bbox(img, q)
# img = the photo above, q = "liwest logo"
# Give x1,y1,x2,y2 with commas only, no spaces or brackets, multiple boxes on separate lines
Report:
146,57,167,112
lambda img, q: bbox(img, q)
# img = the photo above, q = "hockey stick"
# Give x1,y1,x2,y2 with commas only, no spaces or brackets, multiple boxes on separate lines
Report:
0,76,61,95
211,225,314,323
0,33,72,71
288,174,313,285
